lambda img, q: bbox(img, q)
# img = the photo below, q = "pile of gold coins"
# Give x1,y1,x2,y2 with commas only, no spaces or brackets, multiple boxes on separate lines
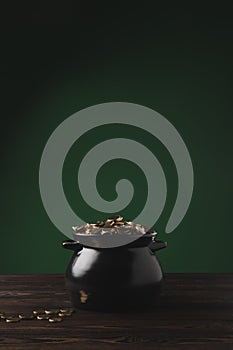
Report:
94,216,155,232
94,215,126,228
0,307,75,323
72,215,154,236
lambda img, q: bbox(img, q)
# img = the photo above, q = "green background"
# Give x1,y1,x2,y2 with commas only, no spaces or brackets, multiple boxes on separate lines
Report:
1,3,232,273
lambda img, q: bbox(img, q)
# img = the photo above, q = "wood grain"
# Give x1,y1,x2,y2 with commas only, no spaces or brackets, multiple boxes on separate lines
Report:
0,274,233,349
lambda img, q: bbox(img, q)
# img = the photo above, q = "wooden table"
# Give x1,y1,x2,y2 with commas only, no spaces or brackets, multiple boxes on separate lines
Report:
0,274,233,349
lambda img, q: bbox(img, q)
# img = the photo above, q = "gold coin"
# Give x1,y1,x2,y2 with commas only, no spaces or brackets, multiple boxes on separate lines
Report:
58,312,72,317
59,308,75,313
95,221,105,227
103,222,114,228
19,313,34,320
6,316,20,323
115,221,125,226
48,316,62,323
37,314,50,320
115,216,124,222
44,309,60,315
33,309,45,315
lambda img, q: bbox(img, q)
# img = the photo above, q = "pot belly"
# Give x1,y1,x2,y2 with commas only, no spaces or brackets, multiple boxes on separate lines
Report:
65,247,163,312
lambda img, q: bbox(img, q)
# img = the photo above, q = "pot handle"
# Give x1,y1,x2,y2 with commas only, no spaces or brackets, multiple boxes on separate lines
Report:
62,239,83,252
149,239,167,253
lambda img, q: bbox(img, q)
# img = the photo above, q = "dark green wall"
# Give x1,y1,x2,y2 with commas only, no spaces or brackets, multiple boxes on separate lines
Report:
1,3,232,273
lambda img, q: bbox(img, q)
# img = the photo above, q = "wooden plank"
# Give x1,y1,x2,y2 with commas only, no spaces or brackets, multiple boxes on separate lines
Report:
0,274,233,349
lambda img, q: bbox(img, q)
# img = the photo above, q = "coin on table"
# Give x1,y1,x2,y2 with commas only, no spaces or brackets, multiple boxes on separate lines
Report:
37,314,50,320
44,309,60,315
6,316,20,323
19,313,35,320
58,312,72,317
48,316,63,323
59,308,75,313
33,309,45,315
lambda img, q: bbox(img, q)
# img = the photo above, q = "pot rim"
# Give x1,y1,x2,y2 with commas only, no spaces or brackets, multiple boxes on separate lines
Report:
72,232,157,239
71,232,158,249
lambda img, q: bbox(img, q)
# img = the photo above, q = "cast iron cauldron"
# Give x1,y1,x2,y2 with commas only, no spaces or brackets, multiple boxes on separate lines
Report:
63,233,166,312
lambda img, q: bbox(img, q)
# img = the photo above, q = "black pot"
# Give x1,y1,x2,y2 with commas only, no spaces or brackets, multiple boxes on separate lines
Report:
62,234,167,312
